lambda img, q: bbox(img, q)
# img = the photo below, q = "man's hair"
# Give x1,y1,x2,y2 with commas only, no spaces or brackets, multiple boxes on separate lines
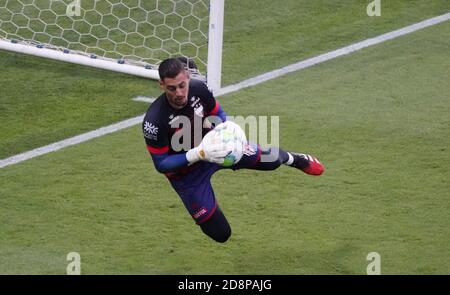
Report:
158,58,186,81
176,56,198,70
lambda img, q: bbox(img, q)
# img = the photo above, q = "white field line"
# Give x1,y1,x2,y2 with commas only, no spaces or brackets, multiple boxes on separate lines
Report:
132,96,156,103
0,116,144,168
1,12,449,169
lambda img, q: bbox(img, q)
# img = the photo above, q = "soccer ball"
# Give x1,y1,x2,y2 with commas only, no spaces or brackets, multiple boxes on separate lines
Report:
213,121,247,167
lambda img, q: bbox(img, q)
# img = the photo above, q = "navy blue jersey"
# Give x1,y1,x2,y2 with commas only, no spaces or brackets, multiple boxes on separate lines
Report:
142,79,222,157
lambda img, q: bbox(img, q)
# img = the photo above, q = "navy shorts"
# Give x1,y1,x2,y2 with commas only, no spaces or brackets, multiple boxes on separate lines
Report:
169,143,261,224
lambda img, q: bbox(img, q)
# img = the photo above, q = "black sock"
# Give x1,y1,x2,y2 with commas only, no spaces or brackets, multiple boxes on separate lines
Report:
249,147,289,171
289,153,310,170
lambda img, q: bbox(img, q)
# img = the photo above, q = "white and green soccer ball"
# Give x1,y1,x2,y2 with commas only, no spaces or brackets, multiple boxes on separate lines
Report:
213,121,247,167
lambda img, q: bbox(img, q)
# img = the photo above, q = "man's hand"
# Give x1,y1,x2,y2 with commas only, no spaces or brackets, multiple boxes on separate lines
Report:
186,130,230,164
201,141,230,164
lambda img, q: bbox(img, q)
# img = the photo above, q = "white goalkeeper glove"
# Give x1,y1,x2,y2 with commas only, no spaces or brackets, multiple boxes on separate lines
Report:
186,130,231,164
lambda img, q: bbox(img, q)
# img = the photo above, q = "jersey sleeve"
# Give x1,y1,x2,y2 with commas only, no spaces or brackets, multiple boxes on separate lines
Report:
195,81,227,121
194,81,216,115
142,118,169,155
143,116,193,173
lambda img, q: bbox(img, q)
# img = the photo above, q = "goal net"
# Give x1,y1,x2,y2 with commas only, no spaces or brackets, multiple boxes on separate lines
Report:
0,0,223,90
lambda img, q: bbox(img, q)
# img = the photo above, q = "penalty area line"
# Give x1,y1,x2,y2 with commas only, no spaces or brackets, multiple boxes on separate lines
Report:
1,11,449,169
0,116,144,169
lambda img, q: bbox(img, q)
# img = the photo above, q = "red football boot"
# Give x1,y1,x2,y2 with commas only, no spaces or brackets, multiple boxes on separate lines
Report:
291,152,324,176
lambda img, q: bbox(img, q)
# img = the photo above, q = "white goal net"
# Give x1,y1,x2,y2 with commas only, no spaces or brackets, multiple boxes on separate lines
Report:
0,0,223,89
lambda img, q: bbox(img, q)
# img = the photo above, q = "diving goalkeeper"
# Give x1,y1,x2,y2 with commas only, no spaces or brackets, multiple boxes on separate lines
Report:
142,58,324,243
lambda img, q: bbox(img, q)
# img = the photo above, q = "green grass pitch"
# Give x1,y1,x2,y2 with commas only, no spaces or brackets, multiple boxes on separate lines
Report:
0,0,449,274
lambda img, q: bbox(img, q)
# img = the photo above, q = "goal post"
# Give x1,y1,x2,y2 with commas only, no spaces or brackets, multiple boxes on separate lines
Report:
0,0,224,91
206,0,223,91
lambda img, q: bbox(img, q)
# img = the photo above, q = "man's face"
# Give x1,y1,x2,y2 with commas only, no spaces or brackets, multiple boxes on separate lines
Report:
160,70,190,109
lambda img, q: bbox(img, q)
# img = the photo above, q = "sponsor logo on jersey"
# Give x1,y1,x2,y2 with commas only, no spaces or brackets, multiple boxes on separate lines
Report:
144,121,158,140
193,207,208,219
194,104,204,117
168,115,180,125
190,97,200,107
190,96,204,117
144,121,158,134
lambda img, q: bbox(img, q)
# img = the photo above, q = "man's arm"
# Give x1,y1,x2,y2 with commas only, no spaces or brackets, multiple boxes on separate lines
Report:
146,144,203,173
208,99,227,123
143,117,192,174
148,150,190,173
147,130,231,173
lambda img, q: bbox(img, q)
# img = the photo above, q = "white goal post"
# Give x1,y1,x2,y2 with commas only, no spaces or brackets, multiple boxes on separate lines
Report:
0,0,224,91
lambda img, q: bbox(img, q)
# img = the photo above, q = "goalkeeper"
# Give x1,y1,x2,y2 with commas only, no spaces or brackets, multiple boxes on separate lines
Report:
142,58,324,243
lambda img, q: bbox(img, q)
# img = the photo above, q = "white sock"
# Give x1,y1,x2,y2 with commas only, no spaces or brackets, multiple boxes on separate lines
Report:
284,152,294,166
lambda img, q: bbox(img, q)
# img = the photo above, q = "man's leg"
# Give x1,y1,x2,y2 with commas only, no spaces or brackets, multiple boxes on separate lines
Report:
169,162,232,243
233,144,324,175
199,207,231,243
173,183,232,243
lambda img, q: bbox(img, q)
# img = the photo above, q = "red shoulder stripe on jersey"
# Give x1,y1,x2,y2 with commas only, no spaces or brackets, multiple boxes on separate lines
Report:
146,145,169,155
208,99,221,116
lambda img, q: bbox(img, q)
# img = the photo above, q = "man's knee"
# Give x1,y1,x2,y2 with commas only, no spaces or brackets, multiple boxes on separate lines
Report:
199,208,232,243
210,226,231,243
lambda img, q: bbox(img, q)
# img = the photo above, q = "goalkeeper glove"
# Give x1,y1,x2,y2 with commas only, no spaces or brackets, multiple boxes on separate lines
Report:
186,130,231,164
